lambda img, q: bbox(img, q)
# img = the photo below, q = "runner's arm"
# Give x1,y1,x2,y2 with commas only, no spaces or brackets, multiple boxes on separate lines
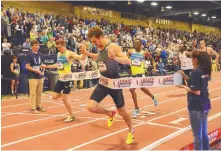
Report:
69,51,87,61
145,52,156,71
181,85,200,95
126,49,132,58
185,51,192,58
85,52,98,61
208,47,220,65
111,43,131,65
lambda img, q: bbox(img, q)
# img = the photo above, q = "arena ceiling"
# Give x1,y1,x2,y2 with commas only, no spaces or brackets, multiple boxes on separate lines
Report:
69,1,221,28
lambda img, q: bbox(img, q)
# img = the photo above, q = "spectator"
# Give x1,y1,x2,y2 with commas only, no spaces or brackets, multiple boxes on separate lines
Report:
30,28,36,40
47,37,56,54
160,48,168,66
25,40,46,114
41,31,48,45
10,56,20,95
23,38,31,49
2,38,11,54
178,51,212,150
84,58,93,88
68,34,76,52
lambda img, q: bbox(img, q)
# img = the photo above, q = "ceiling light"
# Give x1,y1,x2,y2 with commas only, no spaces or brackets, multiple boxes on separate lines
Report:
151,2,158,6
165,6,172,9
161,7,165,12
137,0,145,2
211,16,216,19
128,0,132,5
201,14,207,17
193,12,199,15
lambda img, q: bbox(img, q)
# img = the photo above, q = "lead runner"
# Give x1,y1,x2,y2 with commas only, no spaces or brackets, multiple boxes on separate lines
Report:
81,26,135,144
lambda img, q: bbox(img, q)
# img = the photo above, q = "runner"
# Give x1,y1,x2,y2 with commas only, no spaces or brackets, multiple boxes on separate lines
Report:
81,26,135,144
127,38,158,118
44,39,87,122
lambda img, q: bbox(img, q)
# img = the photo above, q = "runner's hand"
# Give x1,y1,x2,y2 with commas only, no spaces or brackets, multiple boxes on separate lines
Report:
41,64,47,69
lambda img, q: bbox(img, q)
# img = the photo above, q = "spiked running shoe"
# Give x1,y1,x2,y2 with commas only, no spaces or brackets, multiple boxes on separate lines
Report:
108,110,116,128
126,128,135,145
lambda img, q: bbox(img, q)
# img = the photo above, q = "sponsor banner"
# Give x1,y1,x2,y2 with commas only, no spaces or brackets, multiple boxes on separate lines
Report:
58,73,73,81
99,73,182,89
180,127,221,150
59,70,100,81
58,70,182,88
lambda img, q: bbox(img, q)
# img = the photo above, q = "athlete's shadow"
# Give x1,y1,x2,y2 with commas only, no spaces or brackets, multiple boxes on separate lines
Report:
90,122,111,130
97,137,138,150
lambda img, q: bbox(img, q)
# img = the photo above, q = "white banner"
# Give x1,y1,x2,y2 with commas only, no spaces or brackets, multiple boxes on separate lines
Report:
58,70,183,89
58,70,100,81
99,73,183,89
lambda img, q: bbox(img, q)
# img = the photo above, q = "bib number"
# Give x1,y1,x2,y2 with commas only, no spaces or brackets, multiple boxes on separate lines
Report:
57,62,64,70
98,62,107,72
131,59,141,67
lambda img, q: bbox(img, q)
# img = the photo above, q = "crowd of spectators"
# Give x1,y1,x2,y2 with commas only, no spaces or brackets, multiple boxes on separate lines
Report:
1,4,221,89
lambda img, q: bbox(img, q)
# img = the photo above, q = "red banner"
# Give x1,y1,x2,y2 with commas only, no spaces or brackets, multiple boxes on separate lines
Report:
180,127,221,150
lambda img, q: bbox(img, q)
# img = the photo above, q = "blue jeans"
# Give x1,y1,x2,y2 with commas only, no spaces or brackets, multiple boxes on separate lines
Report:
189,110,210,150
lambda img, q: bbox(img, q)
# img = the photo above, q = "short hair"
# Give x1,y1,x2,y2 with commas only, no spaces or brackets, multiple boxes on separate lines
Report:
87,26,104,38
200,40,207,45
31,40,39,46
12,56,17,59
55,39,66,46
134,38,142,43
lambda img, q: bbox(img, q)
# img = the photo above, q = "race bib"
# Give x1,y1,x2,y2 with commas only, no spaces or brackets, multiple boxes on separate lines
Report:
57,62,64,70
98,62,107,72
99,76,109,87
131,59,141,66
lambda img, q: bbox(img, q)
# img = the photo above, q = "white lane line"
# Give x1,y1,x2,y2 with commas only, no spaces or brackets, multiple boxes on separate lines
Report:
140,112,221,151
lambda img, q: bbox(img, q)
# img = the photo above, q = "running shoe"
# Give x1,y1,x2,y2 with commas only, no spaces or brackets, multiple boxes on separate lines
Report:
131,109,139,118
64,116,75,123
30,109,39,114
153,96,158,106
126,128,135,144
36,107,46,112
108,110,116,128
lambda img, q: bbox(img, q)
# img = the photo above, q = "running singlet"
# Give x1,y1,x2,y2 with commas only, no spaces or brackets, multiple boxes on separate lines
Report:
130,49,145,76
57,51,72,81
179,51,193,70
96,42,120,79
